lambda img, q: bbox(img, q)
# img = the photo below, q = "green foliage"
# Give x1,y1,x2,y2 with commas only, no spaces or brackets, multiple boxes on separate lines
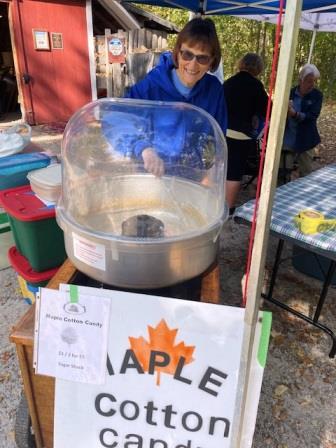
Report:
306,32,336,99
141,5,336,99
140,5,188,33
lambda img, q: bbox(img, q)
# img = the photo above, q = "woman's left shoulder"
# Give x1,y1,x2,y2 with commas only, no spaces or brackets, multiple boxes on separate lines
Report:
254,76,265,87
203,73,223,89
306,88,323,103
314,88,323,98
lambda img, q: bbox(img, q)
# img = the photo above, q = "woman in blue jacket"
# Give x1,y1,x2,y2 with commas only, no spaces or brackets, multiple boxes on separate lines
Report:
282,63,323,179
103,18,227,177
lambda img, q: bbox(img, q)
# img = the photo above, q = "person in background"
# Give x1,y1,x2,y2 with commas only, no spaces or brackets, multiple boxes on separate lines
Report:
123,18,227,176
281,63,323,180
224,53,269,215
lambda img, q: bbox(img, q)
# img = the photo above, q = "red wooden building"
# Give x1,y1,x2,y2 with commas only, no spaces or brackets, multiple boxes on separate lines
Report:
0,0,177,124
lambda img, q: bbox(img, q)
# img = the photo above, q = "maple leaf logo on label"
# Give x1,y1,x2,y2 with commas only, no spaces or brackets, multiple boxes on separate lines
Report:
129,319,195,386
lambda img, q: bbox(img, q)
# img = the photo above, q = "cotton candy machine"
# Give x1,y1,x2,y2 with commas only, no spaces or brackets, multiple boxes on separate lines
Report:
56,98,228,288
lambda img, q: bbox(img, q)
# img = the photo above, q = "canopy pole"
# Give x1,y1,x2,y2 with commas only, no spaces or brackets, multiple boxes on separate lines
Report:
308,29,317,63
232,0,303,445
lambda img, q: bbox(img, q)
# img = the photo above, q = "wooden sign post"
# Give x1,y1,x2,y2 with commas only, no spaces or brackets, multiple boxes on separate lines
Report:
234,0,304,444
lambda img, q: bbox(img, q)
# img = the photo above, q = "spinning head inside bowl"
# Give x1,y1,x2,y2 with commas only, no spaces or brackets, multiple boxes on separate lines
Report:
121,214,164,238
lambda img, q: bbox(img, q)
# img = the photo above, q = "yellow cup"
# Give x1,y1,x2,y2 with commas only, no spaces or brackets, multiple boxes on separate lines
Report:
294,210,325,235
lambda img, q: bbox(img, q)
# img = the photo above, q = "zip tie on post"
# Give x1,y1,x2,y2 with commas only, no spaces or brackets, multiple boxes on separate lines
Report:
242,0,285,307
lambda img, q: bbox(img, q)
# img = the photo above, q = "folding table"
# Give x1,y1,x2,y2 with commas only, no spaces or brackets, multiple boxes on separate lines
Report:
235,164,336,357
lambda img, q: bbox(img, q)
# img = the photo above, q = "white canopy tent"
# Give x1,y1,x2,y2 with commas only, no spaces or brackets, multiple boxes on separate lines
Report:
237,11,336,62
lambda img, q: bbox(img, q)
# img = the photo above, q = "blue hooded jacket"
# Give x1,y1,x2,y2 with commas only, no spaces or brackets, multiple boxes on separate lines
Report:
286,86,323,153
127,52,227,132
102,52,227,166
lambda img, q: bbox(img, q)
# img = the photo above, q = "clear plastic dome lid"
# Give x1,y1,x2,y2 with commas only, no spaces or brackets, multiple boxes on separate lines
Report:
58,98,227,241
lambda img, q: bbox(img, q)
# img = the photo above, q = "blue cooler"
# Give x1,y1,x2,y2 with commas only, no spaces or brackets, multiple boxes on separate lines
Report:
0,152,52,191
292,245,336,286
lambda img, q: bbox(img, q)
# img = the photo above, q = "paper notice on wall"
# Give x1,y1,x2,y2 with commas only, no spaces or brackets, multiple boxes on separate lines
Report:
107,36,126,63
33,286,111,384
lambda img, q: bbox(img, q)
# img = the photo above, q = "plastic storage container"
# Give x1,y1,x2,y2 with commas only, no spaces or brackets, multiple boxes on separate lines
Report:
0,152,51,191
0,123,32,157
8,246,59,304
27,163,62,203
292,245,336,285
57,98,228,288
0,185,66,271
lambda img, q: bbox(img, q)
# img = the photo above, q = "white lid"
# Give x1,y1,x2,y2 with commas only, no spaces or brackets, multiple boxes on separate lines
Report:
27,163,62,187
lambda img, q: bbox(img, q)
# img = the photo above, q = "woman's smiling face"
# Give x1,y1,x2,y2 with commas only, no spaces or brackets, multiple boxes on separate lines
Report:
176,43,213,88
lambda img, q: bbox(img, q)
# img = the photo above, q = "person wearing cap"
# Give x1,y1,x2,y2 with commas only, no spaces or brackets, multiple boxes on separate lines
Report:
282,63,323,179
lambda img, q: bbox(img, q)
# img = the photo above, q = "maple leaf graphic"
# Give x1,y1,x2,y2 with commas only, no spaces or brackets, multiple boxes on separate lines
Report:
129,319,195,386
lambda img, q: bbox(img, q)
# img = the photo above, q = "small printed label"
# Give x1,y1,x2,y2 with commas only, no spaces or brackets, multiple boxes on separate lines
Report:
73,232,106,271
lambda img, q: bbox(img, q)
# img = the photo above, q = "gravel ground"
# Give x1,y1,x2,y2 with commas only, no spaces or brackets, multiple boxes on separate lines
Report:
0,269,28,447
0,111,335,447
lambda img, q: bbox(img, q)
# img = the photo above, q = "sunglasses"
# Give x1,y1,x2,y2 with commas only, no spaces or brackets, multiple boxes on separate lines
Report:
179,49,211,65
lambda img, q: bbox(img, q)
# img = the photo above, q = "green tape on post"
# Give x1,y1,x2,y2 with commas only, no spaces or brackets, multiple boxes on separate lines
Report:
69,285,79,303
257,311,272,368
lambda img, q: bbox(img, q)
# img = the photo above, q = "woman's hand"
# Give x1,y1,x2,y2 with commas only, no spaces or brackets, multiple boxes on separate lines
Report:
142,148,164,177
288,100,297,118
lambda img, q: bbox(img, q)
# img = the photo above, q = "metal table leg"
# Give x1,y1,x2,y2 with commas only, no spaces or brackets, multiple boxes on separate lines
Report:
262,239,336,358
265,239,284,300
313,260,336,322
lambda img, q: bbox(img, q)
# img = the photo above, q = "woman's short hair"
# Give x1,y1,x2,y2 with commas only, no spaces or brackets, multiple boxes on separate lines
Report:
238,53,264,77
299,63,320,80
172,18,221,72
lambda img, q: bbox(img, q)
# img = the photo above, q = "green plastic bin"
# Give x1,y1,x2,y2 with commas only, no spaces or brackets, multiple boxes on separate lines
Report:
0,209,10,234
0,185,66,272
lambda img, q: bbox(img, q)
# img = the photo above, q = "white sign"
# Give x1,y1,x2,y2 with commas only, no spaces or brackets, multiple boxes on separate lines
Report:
34,287,110,384
54,288,249,447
